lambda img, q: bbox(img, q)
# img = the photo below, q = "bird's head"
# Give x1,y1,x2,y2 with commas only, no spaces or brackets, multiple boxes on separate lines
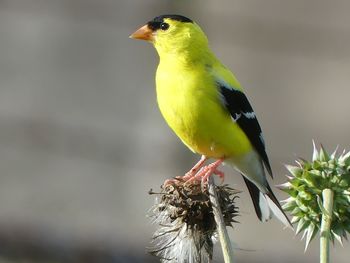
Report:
130,15,209,58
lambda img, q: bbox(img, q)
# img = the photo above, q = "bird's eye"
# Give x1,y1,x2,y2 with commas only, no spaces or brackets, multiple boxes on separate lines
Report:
160,22,169,31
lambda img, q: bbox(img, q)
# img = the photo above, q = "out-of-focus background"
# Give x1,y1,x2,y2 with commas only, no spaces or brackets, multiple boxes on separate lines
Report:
0,0,349,262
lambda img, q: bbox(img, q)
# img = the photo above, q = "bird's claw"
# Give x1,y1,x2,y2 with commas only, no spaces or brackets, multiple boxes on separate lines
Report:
184,159,225,187
163,158,224,189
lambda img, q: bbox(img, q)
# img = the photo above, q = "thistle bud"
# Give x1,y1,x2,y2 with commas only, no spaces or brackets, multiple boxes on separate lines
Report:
280,143,350,249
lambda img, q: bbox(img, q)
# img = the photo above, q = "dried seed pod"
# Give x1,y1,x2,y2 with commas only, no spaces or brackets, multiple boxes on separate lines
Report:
148,178,239,263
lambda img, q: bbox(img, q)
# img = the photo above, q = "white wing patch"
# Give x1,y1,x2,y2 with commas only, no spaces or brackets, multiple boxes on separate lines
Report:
242,111,256,119
218,80,273,177
230,112,256,122
231,113,242,122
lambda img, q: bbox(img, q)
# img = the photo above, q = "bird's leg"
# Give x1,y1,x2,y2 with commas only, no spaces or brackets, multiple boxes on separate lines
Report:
201,159,224,184
163,155,208,186
212,168,225,184
181,155,208,181
185,159,225,185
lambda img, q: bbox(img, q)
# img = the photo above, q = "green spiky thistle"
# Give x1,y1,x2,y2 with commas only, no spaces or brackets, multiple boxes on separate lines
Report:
280,143,350,251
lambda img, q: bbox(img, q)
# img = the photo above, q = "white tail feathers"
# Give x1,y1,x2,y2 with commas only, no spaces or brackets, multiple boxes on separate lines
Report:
225,154,292,228
264,193,293,228
258,192,272,222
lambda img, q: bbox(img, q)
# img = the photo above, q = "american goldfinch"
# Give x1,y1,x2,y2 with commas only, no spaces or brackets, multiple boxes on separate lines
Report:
130,14,291,227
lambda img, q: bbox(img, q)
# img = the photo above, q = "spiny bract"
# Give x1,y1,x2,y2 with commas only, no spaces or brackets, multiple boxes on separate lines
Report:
280,143,350,249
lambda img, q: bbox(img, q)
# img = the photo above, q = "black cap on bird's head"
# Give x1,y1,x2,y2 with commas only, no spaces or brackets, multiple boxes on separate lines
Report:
130,14,193,41
147,15,192,31
152,14,193,23
130,14,209,57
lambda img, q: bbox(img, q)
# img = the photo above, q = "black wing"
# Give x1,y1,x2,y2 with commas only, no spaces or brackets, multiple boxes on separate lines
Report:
219,84,273,177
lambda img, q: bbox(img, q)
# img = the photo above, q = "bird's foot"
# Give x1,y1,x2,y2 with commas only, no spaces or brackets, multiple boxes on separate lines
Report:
163,155,208,186
182,155,208,180
163,157,224,188
185,159,225,186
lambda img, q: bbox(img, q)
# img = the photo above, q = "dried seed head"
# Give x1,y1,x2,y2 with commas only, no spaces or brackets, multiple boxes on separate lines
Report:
281,143,350,249
148,178,239,263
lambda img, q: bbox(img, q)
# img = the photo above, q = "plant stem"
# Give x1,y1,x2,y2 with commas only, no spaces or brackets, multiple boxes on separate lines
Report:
208,177,235,263
320,188,334,263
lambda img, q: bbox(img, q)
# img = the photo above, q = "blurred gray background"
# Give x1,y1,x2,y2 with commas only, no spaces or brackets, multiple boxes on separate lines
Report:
0,0,349,262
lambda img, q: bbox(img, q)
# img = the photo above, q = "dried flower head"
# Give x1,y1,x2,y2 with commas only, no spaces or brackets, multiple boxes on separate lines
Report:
280,143,350,249
148,178,239,263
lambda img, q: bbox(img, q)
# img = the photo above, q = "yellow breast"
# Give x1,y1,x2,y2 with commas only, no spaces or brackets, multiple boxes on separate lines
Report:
155,61,252,158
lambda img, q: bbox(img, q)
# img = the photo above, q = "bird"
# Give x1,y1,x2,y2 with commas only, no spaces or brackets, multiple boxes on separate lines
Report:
130,14,291,227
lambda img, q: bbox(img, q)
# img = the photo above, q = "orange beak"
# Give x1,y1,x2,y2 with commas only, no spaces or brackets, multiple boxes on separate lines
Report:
129,24,154,41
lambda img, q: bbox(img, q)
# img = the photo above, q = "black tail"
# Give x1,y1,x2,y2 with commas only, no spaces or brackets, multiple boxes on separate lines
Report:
243,176,264,221
243,175,292,227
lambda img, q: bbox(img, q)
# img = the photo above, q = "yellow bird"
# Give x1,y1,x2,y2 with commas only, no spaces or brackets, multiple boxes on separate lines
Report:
131,14,291,227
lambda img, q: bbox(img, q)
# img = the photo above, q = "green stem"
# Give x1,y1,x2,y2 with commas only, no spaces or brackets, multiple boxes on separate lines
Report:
320,188,334,263
208,177,235,263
